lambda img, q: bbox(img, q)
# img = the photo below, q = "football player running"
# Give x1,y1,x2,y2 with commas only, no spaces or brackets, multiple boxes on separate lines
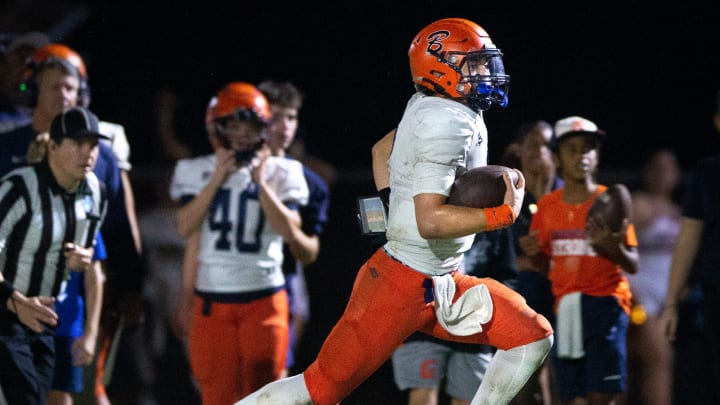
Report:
236,18,553,405
170,82,309,404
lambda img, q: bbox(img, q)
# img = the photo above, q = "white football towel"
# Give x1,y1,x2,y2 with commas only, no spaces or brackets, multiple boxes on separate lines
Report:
432,274,494,336
556,291,584,359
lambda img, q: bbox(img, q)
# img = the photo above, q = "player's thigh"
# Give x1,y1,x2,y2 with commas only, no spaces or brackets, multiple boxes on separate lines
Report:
238,290,289,361
430,275,552,350
188,299,240,382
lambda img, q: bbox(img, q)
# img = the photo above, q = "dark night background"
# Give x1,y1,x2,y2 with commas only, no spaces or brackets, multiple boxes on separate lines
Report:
4,1,720,171
3,1,720,403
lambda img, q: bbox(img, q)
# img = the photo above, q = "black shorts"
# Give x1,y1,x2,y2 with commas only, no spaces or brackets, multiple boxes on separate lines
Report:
0,311,56,403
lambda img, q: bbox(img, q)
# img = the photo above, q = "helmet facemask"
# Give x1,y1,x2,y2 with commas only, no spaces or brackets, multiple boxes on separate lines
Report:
458,48,509,112
214,109,267,166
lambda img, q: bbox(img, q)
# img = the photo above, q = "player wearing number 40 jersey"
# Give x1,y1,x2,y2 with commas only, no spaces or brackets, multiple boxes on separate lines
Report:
170,82,308,405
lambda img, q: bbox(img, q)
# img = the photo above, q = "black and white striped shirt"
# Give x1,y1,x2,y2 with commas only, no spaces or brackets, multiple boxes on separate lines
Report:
0,161,107,298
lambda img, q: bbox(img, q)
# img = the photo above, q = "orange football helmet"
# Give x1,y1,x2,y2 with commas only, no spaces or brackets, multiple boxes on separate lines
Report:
21,43,90,107
212,82,271,124
408,18,509,111
210,82,272,163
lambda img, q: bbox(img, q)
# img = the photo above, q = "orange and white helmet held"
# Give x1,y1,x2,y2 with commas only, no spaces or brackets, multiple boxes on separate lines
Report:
210,82,272,163
21,43,90,107
408,18,509,112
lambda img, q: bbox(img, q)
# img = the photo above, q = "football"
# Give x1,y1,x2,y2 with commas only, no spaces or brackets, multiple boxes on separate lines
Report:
586,184,632,233
447,165,519,208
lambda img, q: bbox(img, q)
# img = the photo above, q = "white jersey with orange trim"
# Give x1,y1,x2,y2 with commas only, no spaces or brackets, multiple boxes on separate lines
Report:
170,154,308,293
384,92,488,276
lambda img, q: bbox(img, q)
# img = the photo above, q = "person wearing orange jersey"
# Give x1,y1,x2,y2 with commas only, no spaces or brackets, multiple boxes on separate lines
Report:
520,116,638,405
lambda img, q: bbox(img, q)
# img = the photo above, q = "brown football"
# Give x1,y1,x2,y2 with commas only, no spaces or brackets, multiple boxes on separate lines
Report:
447,165,519,208
586,184,632,232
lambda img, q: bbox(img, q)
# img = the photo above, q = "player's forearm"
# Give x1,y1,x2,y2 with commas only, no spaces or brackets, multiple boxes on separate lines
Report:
257,181,302,242
664,217,703,306
371,129,395,191
415,193,517,239
416,202,492,239
83,261,104,339
181,233,201,293
176,178,224,238
288,233,320,265
120,171,142,255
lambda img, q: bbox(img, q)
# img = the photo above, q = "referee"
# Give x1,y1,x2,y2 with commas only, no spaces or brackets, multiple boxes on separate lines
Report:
0,106,108,405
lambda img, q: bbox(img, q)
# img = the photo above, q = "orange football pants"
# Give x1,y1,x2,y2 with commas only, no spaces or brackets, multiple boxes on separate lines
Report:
305,248,553,405
189,290,289,405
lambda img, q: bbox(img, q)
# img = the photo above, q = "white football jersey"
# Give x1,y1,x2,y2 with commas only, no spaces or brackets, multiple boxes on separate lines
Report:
170,154,309,293
99,121,132,171
384,92,488,275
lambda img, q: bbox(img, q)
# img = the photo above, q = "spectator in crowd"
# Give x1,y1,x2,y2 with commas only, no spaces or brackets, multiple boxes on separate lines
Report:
659,90,720,404
257,79,330,375
627,148,680,405
0,31,48,133
508,120,561,405
520,116,638,404
135,166,201,404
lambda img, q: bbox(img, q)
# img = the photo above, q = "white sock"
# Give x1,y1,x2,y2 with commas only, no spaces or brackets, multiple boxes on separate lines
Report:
234,373,313,405
471,335,554,405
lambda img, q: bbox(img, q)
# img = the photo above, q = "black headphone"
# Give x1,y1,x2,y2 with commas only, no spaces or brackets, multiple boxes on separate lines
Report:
20,56,90,108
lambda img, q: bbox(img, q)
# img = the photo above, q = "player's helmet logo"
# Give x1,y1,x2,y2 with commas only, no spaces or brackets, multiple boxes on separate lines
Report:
426,30,449,55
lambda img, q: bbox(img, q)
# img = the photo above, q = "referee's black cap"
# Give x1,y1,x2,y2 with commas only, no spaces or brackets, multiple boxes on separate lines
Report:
50,106,111,141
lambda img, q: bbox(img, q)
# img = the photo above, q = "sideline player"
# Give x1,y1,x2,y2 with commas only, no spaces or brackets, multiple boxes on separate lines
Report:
170,82,309,404
257,79,330,374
